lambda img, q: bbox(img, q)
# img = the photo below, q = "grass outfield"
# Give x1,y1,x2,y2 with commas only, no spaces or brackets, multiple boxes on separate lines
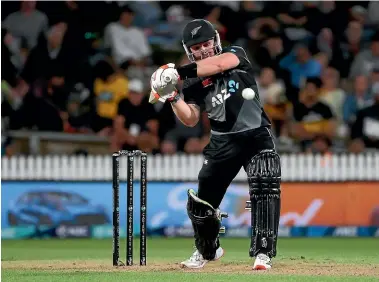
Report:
2,238,379,281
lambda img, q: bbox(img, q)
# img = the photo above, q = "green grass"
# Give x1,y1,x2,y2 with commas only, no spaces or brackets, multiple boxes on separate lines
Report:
4,271,378,282
2,238,379,281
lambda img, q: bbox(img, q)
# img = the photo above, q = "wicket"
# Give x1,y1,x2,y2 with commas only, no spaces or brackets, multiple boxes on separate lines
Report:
112,150,147,267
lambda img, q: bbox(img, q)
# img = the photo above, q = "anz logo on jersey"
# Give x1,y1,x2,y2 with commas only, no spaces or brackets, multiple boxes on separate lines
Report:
211,80,239,107
228,80,239,92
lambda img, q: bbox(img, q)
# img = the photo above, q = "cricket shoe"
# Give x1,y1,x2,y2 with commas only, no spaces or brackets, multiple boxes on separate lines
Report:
180,247,224,269
253,253,272,270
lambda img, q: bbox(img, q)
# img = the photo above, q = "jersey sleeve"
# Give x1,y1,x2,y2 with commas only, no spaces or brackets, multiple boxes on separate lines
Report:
223,45,251,70
182,78,204,108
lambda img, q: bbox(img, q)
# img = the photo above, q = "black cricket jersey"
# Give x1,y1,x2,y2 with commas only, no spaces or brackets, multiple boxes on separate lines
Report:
182,45,271,135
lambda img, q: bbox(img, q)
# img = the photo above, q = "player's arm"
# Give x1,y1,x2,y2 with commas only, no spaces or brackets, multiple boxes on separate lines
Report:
177,53,239,78
177,46,251,79
170,97,200,127
195,53,240,76
149,66,202,127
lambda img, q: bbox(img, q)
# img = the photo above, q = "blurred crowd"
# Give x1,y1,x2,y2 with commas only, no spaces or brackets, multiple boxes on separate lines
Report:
2,1,379,155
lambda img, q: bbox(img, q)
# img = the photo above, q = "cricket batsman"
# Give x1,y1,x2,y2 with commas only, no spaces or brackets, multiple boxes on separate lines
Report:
150,19,281,270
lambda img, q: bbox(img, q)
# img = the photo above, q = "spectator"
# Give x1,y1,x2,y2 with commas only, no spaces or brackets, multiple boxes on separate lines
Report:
6,78,65,132
349,31,379,78
235,18,281,73
1,29,18,88
18,22,76,107
112,79,159,153
204,6,227,41
239,0,265,23
2,29,28,72
257,68,287,137
237,0,267,42
279,42,322,91
255,30,287,73
291,77,336,153
310,27,347,76
318,1,349,36
367,2,379,27
319,67,345,121
63,83,93,134
206,1,240,13
311,28,334,62
2,1,48,50
274,1,320,41
247,17,280,42
343,75,372,125
38,1,81,27
92,59,129,135
129,1,163,28
349,5,367,26
348,4,377,43
146,5,192,52
349,83,379,153
369,66,379,94
104,6,152,69
6,21,80,134
337,21,365,78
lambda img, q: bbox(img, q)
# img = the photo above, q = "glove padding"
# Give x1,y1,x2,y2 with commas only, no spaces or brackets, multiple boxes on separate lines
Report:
149,89,177,104
154,63,179,88
149,63,179,104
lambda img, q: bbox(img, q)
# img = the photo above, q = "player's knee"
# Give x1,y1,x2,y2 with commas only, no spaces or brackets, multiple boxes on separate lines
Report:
246,149,281,193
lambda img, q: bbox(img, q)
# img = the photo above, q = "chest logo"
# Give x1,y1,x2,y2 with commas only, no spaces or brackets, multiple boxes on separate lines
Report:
212,86,230,107
228,80,239,93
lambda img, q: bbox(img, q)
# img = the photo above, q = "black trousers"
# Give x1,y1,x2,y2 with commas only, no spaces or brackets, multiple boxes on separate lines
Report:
197,126,276,209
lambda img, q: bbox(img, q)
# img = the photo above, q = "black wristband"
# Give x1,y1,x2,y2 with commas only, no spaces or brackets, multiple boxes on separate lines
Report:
169,94,181,104
177,63,198,80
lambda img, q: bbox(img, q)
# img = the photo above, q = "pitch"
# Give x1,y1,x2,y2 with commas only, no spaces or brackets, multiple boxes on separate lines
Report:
2,238,379,281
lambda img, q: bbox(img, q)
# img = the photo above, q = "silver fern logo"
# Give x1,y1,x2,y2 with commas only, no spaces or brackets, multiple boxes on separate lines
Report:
191,26,202,38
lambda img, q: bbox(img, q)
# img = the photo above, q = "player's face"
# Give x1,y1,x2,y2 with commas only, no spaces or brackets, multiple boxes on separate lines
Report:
189,39,215,61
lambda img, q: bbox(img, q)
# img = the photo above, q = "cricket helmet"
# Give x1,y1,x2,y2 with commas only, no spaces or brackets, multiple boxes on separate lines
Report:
182,19,222,62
